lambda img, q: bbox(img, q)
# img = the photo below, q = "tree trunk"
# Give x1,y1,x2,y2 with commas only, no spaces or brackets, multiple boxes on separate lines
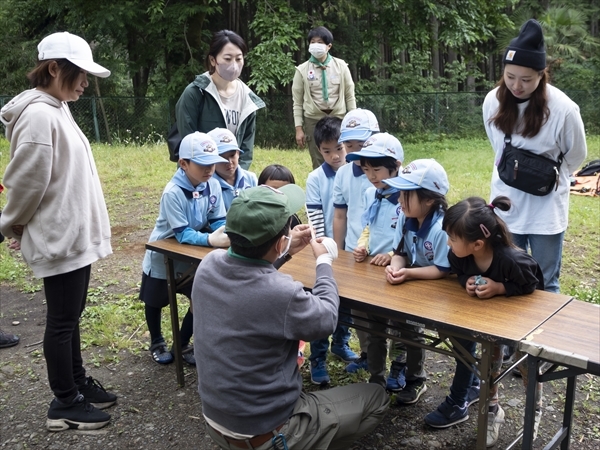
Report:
430,15,440,89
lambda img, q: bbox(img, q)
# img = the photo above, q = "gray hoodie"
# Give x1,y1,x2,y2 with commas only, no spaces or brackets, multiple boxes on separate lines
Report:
0,89,111,278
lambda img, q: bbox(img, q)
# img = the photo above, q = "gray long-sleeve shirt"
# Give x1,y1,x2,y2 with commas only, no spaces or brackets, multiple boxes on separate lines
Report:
192,249,339,435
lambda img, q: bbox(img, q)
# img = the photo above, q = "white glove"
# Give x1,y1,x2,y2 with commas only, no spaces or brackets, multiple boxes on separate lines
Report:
316,237,338,266
208,226,230,248
320,237,338,259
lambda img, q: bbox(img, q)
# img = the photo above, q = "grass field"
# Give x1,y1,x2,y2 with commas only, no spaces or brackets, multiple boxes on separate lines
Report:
0,135,599,304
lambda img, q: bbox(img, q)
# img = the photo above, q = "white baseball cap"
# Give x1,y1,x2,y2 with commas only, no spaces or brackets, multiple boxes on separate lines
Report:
345,132,404,162
207,128,243,154
179,132,228,165
38,32,110,78
384,159,449,195
338,108,380,143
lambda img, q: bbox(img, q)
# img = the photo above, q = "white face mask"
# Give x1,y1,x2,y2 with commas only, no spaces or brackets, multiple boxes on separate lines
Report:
278,235,292,259
309,43,328,59
215,61,242,82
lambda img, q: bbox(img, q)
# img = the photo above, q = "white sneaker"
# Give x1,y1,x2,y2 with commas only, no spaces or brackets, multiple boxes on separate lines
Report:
533,409,542,440
517,408,543,442
486,405,505,447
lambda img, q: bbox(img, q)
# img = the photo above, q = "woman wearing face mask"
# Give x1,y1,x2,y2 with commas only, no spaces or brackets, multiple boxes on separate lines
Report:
292,26,356,169
176,30,265,170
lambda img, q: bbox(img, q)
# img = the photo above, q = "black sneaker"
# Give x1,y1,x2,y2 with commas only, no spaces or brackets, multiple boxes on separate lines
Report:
0,329,19,348
396,379,427,405
47,394,111,431
78,376,117,409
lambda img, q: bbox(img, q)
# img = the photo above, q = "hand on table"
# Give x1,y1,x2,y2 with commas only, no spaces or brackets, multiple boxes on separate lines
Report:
474,278,505,299
353,246,367,262
385,266,408,285
370,253,392,266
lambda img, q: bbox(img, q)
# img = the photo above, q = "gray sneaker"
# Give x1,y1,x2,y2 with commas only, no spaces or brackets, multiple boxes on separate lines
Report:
486,404,505,447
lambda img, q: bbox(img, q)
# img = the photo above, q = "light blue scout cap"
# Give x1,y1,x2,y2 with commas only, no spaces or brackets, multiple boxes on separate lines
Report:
338,108,380,143
207,128,244,154
345,132,404,162
383,158,449,195
179,132,228,165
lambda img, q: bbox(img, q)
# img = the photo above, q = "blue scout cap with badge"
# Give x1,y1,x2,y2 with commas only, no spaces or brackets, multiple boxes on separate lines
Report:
207,128,243,154
226,184,305,246
179,132,228,165
345,132,404,163
338,108,380,143
384,158,449,195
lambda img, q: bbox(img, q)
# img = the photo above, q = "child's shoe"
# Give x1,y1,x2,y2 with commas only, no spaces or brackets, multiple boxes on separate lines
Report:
396,379,427,405
385,361,406,392
310,360,330,385
180,344,196,366
330,343,359,363
150,341,173,365
486,404,505,447
424,396,469,428
466,384,480,407
345,352,368,373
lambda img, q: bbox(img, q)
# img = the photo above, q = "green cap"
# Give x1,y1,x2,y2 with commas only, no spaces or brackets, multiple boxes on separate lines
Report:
226,184,305,246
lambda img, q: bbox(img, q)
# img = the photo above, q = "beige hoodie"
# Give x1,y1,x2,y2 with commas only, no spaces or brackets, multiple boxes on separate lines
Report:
0,89,111,278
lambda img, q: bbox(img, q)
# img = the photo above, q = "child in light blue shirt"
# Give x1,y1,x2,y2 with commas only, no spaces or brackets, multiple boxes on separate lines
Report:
306,116,345,238
350,132,404,266
140,132,230,366
371,159,451,404
332,108,380,252
332,108,380,374
208,128,258,210
304,116,359,385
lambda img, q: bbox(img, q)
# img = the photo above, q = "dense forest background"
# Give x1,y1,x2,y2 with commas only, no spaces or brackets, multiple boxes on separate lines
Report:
1,0,598,98
0,1,598,145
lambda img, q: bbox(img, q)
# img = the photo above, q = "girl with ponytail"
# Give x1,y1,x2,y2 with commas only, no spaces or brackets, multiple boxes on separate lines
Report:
424,196,544,446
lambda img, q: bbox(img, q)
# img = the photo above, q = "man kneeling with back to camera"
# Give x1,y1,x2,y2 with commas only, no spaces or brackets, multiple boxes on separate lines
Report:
192,184,389,450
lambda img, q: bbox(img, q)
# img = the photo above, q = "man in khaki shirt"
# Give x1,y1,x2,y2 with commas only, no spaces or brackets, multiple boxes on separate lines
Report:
292,26,356,169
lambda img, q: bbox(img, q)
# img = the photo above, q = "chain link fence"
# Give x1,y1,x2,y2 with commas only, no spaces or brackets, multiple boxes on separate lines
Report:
1,91,598,147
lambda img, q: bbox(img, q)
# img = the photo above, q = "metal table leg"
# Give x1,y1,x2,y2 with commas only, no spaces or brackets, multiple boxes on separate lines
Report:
165,256,184,387
476,341,493,449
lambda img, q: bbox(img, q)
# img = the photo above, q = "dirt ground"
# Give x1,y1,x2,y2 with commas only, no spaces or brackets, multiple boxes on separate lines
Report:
1,224,599,450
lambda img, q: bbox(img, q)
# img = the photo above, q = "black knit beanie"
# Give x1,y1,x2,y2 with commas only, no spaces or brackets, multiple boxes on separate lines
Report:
503,19,546,70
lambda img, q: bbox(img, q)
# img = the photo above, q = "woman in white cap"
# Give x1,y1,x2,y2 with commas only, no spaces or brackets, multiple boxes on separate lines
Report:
483,19,587,295
0,32,116,431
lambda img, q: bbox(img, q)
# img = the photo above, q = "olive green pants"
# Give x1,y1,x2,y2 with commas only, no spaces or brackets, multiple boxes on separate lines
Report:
205,383,389,450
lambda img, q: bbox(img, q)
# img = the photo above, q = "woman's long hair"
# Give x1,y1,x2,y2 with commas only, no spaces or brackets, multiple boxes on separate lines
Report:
489,69,550,138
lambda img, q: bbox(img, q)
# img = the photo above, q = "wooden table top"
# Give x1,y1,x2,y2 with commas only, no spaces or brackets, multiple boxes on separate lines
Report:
146,239,573,345
519,300,600,373
279,247,572,344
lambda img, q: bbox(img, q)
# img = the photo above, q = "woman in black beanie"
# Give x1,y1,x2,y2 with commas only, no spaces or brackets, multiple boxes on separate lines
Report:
479,19,587,445
483,19,587,294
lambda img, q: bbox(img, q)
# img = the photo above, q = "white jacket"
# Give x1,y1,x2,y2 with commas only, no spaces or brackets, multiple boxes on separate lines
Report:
0,89,112,278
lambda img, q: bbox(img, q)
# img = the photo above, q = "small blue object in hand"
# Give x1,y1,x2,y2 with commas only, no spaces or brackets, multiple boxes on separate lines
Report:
474,275,487,286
